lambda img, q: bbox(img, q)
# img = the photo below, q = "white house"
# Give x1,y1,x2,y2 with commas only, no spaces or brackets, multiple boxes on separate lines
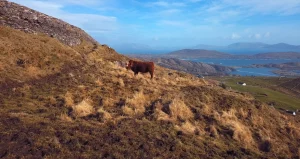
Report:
237,82,246,86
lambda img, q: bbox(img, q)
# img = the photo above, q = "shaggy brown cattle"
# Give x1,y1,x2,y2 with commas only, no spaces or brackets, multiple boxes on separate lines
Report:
126,60,154,79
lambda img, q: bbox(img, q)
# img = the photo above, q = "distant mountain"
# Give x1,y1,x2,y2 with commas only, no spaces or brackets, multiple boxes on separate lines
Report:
163,49,300,59
227,42,268,49
193,42,300,54
192,44,225,50
167,49,231,58
265,43,300,50
111,42,300,55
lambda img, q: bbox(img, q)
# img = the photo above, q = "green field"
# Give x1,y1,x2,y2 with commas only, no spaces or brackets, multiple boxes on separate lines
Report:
215,77,300,111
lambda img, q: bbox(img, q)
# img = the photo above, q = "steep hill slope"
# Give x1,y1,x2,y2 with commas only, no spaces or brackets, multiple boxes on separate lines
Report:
1,2,300,159
1,26,300,159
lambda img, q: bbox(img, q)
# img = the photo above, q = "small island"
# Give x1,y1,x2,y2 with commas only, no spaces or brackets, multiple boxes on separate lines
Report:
250,62,300,76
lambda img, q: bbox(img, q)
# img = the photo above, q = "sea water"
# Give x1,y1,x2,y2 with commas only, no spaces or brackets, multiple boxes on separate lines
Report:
189,58,300,76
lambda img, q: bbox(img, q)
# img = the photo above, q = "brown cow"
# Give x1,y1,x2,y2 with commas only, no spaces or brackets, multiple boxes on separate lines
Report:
126,60,154,79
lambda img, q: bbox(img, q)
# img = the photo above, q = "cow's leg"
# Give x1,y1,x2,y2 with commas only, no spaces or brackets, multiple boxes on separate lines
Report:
150,71,153,79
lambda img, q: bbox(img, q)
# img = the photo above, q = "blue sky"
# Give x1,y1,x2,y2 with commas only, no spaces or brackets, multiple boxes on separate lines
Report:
9,0,300,50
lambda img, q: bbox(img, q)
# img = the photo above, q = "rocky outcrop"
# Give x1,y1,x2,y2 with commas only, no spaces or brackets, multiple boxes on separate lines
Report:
0,0,98,46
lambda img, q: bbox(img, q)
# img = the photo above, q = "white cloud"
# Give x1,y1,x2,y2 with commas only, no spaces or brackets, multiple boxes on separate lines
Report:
205,5,223,12
204,10,241,25
159,9,182,15
248,32,270,39
254,33,261,39
264,32,271,37
231,33,241,39
197,0,300,26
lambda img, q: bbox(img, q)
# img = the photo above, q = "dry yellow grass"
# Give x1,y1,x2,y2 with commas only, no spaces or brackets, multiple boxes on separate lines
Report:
219,109,254,148
64,91,74,107
180,121,197,134
124,91,147,116
102,98,114,108
122,106,135,116
209,125,219,138
169,98,193,121
201,103,211,115
221,109,237,120
48,96,57,106
97,108,112,121
229,121,254,148
151,101,171,121
213,112,221,121
118,78,125,87
285,122,300,138
95,78,103,87
155,109,170,121
72,99,94,118
112,77,125,87
2,26,300,158
200,92,211,103
60,113,73,122
117,66,128,74
26,66,43,78
250,115,265,126
238,108,248,119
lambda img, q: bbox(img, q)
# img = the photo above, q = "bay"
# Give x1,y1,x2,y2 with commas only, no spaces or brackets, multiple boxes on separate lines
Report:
188,58,300,76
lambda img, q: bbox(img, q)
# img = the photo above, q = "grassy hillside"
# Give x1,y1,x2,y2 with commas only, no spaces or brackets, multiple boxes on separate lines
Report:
280,77,300,95
216,76,300,111
1,27,300,158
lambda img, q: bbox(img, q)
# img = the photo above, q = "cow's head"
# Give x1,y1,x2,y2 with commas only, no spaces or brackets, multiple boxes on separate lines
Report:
126,60,133,70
